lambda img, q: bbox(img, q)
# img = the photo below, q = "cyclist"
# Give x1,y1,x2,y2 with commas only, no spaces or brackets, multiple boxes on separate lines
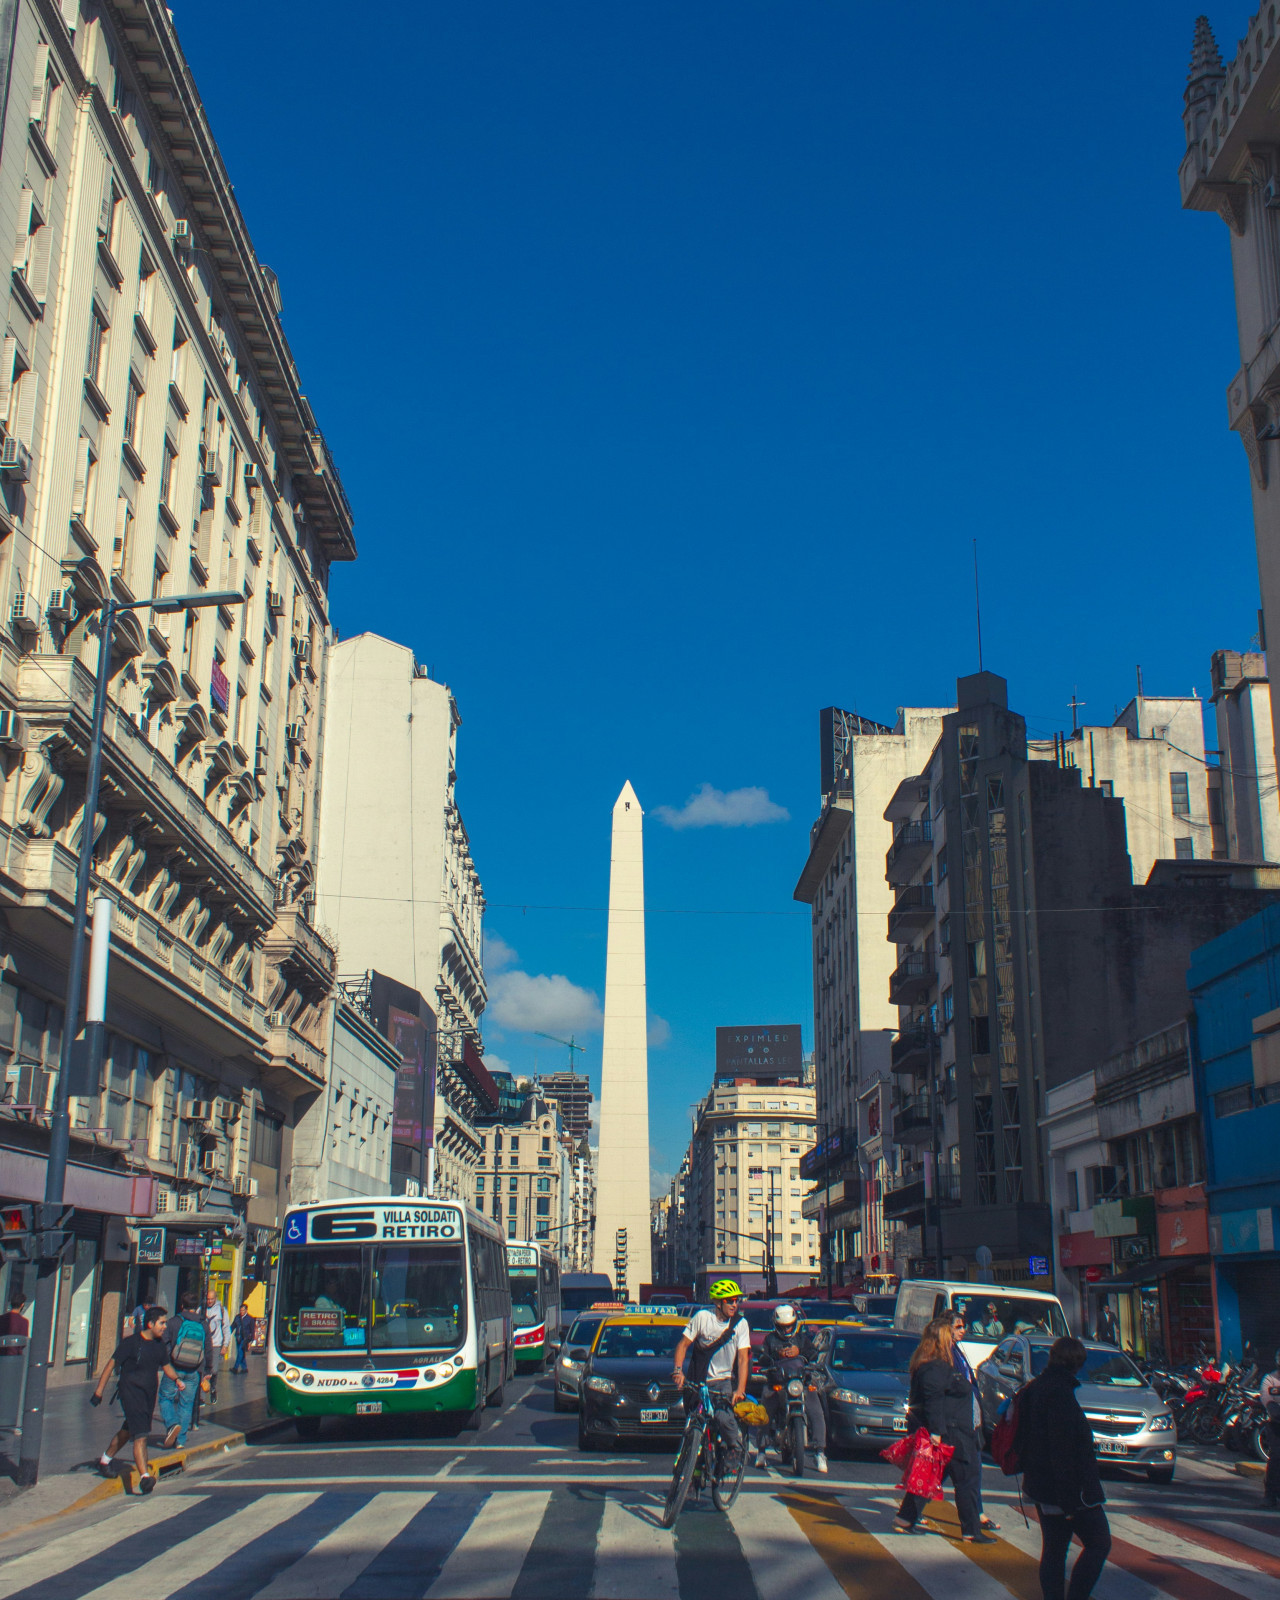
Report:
758,1303,828,1474
672,1279,750,1472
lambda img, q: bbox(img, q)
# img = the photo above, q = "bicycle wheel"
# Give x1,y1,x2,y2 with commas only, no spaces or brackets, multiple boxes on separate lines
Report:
662,1421,703,1529
790,1415,806,1479
712,1436,747,1511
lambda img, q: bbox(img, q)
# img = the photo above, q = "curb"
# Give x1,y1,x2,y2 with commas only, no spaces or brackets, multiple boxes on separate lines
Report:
1235,1458,1266,1477
1,1416,289,1540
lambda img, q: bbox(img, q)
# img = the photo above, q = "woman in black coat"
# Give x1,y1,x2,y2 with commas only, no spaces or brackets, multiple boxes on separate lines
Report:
1016,1337,1111,1600
894,1316,990,1540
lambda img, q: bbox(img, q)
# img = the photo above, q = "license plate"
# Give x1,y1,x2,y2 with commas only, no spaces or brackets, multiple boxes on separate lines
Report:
356,1401,383,1415
639,1408,667,1423
1096,1438,1127,1454
892,1417,908,1431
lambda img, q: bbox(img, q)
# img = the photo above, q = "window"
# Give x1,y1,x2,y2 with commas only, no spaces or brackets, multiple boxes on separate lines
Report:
250,1109,283,1168
535,1197,550,1216
537,1156,551,1167
1170,772,1191,817
970,1015,990,1054
137,256,156,329
1174,837,1194,860
541,1136,550,1151
507,1197,516,1216
103,1037,155,1145
71,436,98,528
160,438,176,507
536,1177,550,1192
475,1173,485,1191
1214,1085,1253,1119
171,322,187,393
937,844,948,881
510,1137,519,1151
1067,1170,1080,1212
1098,780,1114,798
112,493,134,574
508,1175,517,1192
124,374,143,448
942,986,954,1025
103,179,123,260
86,306,109,389
508,1154,518,1167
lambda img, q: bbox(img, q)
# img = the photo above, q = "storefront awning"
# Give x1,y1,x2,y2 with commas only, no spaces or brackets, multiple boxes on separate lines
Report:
138,1208,241,1234
2,1145,156,1217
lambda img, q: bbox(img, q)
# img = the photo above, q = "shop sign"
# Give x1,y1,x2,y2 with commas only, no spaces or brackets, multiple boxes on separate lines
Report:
800,1130,844,1181
1209,1206,1277,1255
1058,1230,1113,1268
1028,1255,1050,1277
1084,1266,1104,1283
1156,1186,1209,1258
1117,1236,1152,1263
173,1235,207,1257
136,1227,164,1264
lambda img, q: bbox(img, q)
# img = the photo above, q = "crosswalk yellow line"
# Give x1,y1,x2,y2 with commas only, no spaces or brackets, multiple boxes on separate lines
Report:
728,1491,848,1600
919,1500,1043,1600
781,1492,936,1600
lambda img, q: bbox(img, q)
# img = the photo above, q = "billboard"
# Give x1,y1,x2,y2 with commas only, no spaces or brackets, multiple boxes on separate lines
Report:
369,972,437,1150
715,1024,803,1081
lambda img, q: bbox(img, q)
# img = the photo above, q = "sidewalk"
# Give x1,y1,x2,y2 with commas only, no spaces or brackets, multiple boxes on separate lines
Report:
0,1353,283,1517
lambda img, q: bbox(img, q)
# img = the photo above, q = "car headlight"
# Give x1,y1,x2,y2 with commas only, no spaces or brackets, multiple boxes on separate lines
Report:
830,1388,870,1405
787,1379,804,1397
584,1376,616,1394
1149,1413,1174,1432
559,1357,582,1371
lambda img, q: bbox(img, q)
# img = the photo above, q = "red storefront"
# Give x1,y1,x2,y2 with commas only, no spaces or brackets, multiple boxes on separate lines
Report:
1155,1185,1213,1362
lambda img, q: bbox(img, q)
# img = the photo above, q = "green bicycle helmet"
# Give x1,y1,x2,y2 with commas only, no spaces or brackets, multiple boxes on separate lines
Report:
708,1278,743,1300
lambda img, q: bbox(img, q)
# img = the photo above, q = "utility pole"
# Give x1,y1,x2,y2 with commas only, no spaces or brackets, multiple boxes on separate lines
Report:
17,588,243,1490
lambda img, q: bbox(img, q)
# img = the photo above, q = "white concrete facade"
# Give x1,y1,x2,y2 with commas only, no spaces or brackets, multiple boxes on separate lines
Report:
593,781,652,1293
1211,650,1280,860
291,1001,397,1205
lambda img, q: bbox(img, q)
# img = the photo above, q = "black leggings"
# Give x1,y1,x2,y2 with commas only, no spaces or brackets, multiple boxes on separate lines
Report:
1038,1505,1111,1600
898,1428,982,1536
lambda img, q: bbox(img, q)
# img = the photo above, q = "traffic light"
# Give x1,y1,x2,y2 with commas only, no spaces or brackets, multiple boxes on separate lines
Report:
1,1206,33,1261
0,1204,73,1262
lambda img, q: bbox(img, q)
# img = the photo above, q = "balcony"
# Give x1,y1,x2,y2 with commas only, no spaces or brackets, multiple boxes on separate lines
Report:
886,817,932,885
888,883,934,943
888,950,932,1006
882,1176,926,1222
891,1026,932,1076
893,1094,935,1146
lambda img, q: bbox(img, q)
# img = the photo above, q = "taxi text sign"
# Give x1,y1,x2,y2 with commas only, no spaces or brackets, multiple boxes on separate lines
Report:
284,1205,463,1245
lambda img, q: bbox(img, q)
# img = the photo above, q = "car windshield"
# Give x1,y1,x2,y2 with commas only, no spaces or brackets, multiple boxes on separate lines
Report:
829,1333,916,1373
740,1305,778,1332
595,1324,684,1360
562,1282,612,1312
566,1318,604,1348
796,1300,844,1320
1029,1347,1146,1386
510,1270,540,1329
951,1294,1067,1344
856,1295,898,1316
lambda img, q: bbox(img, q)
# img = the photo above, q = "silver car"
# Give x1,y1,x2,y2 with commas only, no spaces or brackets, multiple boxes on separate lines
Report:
822,1327,916,1452
975,1335,1177,1484
553,1314,608,1413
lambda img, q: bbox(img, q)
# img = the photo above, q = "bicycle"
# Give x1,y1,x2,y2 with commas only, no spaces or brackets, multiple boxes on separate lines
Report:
661,1381,748,1527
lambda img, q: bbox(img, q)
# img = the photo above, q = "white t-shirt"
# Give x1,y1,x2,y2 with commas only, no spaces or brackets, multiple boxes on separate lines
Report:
682,1309,750,1384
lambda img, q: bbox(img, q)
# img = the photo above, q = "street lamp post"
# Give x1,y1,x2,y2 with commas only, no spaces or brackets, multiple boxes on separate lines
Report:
17,589,244,1489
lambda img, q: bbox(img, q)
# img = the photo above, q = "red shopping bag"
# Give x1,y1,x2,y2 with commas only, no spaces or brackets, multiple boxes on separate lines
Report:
881,1427,954,1500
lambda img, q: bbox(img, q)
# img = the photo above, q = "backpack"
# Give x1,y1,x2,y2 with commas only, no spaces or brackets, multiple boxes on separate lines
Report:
170,1315,206,1371
989,1386,1024,1474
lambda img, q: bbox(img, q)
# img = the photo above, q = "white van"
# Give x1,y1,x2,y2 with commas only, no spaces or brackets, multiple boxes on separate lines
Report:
894,1280,1070,1372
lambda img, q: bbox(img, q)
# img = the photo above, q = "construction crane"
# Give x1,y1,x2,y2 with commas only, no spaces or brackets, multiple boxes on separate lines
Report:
534,1033,586,1070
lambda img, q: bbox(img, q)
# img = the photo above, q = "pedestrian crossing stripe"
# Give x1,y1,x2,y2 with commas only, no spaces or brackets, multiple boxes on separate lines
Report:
1,1484,1276,1600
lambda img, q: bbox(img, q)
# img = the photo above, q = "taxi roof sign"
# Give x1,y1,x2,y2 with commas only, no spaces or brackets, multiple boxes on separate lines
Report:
590,1302,683,1315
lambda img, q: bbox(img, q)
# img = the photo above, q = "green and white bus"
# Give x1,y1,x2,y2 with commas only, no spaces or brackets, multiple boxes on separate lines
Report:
507,1241,561,1368
268,1197,512,1437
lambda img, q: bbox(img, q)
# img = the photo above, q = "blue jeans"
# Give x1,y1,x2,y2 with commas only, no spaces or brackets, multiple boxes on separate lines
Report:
158,1373,196,1446
232,1334,248,1373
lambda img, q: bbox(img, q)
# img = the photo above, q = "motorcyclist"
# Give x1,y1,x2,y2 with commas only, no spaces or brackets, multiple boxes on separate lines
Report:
1261,1349,1280,1508
758,1303,828,1474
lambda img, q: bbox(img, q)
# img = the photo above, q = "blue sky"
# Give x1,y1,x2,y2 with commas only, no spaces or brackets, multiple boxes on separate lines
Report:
178,4,1258,1190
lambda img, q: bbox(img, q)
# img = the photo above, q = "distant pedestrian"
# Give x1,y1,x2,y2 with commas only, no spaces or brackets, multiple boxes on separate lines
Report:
1096,1304,1119,1346
91,1305,185,1492
1261,1349,1280,1509
159,1292,205,1449
0,1292,29,1336
231,1304,254,1373
204,1289,231,1402
894,1316,991,1542
1017,1335,1111,1600
951,1312,999,1533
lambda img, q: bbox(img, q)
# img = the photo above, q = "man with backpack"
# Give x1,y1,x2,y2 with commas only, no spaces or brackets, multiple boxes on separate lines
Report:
159,1292,205,1448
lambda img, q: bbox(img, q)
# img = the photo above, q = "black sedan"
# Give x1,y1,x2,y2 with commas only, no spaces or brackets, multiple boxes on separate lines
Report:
577,1316,688,1450
821,1327,915,1453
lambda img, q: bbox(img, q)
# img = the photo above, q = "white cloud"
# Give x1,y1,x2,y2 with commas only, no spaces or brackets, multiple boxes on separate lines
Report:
647,1013,671,1049
487,969,603,1036
483,931,519,973
655,783,790,831
480,1052,510,1075
651,1168,673,1199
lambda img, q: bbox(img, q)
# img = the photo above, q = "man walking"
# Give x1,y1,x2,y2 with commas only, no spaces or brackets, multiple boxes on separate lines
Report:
231,1303,254,1373
90,1305,185,1492
204,1288,231,1403
160,1292,205,1448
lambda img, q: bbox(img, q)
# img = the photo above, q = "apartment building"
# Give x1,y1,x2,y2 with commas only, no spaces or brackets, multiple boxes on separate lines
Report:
473,1082,577,1262
0,0,352,1382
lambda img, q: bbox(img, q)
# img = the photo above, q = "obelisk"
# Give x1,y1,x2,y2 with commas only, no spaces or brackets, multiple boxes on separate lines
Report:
593,781,653,1294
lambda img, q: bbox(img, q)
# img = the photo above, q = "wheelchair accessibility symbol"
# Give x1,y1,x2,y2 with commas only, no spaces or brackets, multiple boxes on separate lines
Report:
285,1213,307,1244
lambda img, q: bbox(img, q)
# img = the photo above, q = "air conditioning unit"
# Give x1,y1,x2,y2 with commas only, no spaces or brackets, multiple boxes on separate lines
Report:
47,588,76,621
199,446,222,486
177,1144,198,1181
213,1097,239,1122
232,1174,258,1198
243,462,261,487
267,1009,288,1029
284,722,304,744
171,218,191,249
200,1148,221,1175
267,589,284,617
0,710,24,748
292,637,311,665
184,1099,213,1122
10,594,37,634
0,436,31,481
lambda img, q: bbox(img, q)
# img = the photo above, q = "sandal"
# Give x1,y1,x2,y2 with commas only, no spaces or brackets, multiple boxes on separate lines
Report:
963,1532,997,1545
892,1519,919,1534
980,1516,1001,1531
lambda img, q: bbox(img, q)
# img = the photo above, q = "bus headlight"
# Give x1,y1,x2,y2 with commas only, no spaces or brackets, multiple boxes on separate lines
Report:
284,1367,300,1383
585,1377,616,1394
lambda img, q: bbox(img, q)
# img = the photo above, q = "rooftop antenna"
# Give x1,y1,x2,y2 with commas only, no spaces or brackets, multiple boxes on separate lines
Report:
973,538,984,672
1068,688,1085,733
1136,664,1144,698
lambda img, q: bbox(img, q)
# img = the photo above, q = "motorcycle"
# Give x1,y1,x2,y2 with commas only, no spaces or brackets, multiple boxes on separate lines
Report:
768,1362,825,1480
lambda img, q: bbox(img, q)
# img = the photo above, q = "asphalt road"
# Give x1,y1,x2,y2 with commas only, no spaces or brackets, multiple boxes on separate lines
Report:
1,1366,1275,1600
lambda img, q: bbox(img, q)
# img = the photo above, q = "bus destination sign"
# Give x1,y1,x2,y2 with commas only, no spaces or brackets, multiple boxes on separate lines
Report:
285,1204,462,1245
507,1245,538,1267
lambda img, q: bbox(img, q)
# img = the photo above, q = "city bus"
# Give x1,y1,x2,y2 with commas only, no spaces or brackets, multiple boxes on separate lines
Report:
507,1240,561,1368
561,1272,613,1314
267,1197,512,1437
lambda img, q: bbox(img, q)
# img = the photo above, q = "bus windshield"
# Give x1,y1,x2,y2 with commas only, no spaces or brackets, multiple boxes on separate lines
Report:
951,1292,1067,1344
276,1242,466,1354
510,1270,541,1329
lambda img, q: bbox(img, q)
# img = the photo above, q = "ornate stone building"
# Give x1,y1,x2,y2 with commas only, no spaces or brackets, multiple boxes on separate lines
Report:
0,0,352,1380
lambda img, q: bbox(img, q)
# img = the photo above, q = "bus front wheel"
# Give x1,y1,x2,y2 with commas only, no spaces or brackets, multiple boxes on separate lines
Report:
465,1365,488,1429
